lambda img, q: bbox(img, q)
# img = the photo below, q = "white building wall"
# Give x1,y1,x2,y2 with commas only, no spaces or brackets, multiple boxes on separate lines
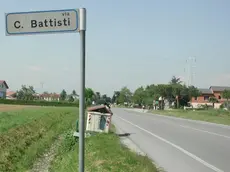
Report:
0,83,7,98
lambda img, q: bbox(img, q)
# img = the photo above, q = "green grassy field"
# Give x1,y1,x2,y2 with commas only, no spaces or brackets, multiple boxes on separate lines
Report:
0,105,159,172
0,106,77,172
50,126,159,172
151,109,230,125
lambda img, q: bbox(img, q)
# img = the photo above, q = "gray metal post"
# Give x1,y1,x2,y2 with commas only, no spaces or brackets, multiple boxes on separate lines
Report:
79,8,86,172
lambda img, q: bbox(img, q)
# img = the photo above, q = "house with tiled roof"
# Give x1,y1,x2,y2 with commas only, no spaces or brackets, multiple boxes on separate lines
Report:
0,80,9,99
39,93,60,102
191,86,230,108
6,90,17,99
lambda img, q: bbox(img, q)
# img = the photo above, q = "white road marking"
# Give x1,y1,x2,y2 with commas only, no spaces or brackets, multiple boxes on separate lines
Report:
179,125,230,140
117,115,224,172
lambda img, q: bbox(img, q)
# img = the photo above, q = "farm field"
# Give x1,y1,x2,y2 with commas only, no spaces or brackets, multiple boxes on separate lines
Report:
0,104,37,112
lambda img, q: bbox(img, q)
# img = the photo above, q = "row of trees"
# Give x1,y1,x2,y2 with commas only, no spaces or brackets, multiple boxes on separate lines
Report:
112,76,200,109
16,85,111,105
112,76,230,109
84,88,112,106
16,85,36,100
59,89,78,102
15,76,230,109
59,88,112,105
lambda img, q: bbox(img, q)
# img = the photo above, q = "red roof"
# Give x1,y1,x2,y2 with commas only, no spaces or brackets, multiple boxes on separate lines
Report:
6,91,16,96
40,93,60,98
0,80,9,89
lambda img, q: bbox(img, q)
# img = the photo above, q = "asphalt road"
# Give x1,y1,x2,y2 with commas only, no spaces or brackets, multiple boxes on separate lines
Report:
112,108,230,172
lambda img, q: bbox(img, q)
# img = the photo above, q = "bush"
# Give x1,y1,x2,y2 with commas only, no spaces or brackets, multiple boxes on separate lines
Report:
220,102,230,110
220,103,224,109
0,99,79,107
61,130,77,152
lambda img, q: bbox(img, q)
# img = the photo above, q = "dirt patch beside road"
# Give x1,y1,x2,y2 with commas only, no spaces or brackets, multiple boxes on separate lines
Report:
0,104,37,112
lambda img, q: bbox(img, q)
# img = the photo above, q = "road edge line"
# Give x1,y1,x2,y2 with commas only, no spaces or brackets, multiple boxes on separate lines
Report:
112,121,165,172
117,115,224,172
124,108,230,130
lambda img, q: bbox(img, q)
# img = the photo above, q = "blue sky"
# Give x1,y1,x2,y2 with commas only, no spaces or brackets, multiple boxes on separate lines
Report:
1,0,230,96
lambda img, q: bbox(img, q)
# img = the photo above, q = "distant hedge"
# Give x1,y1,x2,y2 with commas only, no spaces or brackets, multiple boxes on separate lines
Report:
0,99,79,107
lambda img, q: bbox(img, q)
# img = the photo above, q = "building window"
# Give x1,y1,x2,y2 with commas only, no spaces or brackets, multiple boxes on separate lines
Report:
218,95,221,99
194,97,197,100
204,96,209,101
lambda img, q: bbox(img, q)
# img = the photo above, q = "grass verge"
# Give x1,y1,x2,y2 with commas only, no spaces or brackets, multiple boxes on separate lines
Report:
50,126,158,172
0,107,78,172
151,109,230,125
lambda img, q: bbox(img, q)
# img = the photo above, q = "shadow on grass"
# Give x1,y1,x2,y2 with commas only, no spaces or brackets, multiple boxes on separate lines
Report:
116,132,134,137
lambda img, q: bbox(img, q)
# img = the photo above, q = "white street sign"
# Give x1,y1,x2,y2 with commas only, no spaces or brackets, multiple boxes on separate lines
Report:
5,9,78,35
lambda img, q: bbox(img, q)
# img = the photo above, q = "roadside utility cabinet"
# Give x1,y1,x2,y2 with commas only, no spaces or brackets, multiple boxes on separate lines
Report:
86,105,113,133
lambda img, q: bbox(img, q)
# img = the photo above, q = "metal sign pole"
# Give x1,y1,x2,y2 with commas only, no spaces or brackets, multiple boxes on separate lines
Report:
79,8,86,172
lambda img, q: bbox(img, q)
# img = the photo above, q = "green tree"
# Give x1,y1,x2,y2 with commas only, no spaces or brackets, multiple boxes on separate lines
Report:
179,85,201,107
68,95,75,102
95,92,101,100
102,94,111,103
169,75,200,108
71,90,79,100
169,76,183,108
112,91,120,104
97,99,106,105
117,87,132,105
107,97,112,103
222,89,230,101
72,90,77,96
60,89,67,101
209,96,218,108
132,86,145,105
16,85,36,100
102,94,107,100
85,88,94,100
170,76,182,84
222,89,230,108
85,88,94,105
171,84,183,109
187,86,201,100
95,93,111,105
154,84,169,110
145,84,156,98
143,97,154,107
